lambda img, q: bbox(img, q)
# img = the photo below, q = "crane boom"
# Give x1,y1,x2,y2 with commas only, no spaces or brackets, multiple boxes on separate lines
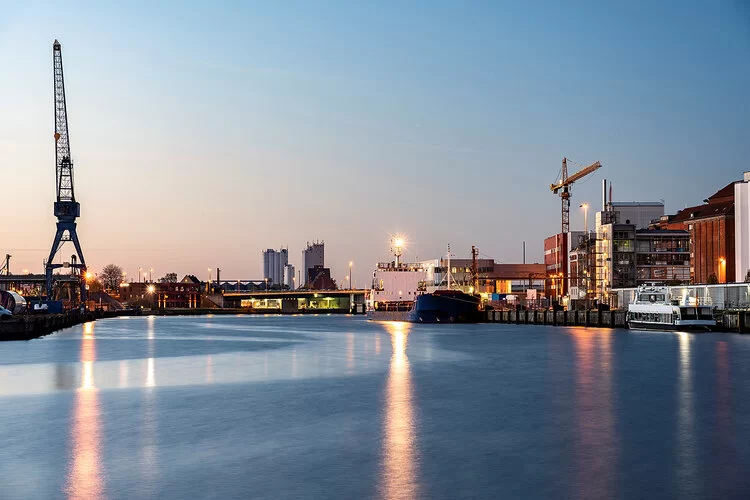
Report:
53,40,75,204
550,161,602,193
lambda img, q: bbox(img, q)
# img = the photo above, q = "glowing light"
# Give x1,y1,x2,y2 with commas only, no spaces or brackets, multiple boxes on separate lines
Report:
147,285,156,294
394,238,404,248
85,272,93,280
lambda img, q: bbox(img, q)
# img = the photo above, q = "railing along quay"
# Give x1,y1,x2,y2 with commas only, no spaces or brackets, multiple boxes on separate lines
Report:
484,309,750,333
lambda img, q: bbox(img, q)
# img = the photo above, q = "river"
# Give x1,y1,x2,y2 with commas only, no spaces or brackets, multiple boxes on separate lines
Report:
1,315,749,499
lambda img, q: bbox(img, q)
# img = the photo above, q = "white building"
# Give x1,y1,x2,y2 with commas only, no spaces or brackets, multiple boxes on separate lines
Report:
303,241,324,285
735,171,750,282
283,264,296,290
263,248,288,288
609,201,664,229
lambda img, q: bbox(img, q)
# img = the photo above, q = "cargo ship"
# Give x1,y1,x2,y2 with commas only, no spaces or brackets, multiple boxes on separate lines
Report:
408,289,482,323
366,236,426,321
407,244,483,323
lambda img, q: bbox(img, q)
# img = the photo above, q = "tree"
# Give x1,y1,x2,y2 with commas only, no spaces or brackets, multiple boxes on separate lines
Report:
98,264,124,291
88,277,104,293
707,273,719,285
159,272,178,283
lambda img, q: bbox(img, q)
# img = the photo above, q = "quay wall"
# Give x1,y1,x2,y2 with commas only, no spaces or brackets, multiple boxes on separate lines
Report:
486,309,627,328
484,309,750,333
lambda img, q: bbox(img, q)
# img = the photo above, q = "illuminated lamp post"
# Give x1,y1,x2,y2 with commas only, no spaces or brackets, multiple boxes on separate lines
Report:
349,261,353,290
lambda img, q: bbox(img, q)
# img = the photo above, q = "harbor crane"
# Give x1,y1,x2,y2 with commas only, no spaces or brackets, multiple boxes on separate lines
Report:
550,158,602,234
45,40,87,299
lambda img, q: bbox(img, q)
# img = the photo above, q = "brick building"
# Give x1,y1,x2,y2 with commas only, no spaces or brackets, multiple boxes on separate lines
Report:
544,232,583,299
659,182,736,284
119,279,200,308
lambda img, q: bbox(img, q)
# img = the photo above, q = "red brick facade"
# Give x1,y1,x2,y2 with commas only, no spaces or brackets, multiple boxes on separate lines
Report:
689,216,735,283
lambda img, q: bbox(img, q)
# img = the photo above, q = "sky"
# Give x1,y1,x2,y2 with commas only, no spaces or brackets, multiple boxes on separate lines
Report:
1,0,748,286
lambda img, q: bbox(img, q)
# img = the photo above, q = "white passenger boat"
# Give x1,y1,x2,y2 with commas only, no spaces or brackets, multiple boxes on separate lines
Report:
626,284,716,331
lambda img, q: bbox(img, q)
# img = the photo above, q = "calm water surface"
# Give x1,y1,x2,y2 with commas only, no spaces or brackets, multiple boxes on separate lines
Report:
1,315,749,499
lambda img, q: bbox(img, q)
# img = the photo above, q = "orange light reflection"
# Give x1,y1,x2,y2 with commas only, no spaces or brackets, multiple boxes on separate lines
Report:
571,328,616,499
380,321,419,499
66,321,105,500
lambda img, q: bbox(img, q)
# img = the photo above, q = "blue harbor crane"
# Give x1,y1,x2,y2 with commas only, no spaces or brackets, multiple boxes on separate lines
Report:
45,40,87,300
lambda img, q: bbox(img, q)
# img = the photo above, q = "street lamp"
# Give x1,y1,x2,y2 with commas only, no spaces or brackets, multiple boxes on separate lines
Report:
349,261,353,290
580,203,590,299
579,203,589,235
138,267,142,284
150,268,154,283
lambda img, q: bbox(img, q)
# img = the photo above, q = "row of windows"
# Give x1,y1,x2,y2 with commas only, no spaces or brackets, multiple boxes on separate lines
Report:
628,312,673,323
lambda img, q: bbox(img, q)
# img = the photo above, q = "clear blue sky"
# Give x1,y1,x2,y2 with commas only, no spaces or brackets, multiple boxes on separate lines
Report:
1,1,748,285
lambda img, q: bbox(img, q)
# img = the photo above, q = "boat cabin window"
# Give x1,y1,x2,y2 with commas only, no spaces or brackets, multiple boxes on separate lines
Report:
645,293,665,303
628,312,674,323
680,307,697,320
698,307,713,320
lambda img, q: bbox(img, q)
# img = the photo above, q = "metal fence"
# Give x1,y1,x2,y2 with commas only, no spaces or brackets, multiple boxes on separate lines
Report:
615,283,750,310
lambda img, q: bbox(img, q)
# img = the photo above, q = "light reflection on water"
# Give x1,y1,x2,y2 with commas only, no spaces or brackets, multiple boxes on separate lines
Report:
65,321,105,500
1,317,748,499
571,328,616,500
676,332,696,494
380,321,419,500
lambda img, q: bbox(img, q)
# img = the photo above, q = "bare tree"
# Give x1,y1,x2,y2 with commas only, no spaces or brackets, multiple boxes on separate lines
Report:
98,264,124,291
159,272,178,283
88,277,104,293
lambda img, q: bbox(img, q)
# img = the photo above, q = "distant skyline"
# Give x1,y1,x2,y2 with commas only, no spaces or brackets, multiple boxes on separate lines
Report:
1,1,748,286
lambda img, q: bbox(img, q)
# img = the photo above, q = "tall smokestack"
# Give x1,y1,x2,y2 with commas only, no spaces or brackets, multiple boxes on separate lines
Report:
602,179,607,211
609,183,613,207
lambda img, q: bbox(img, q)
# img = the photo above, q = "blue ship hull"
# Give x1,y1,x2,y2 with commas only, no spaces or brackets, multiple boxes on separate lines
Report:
408,291,482,323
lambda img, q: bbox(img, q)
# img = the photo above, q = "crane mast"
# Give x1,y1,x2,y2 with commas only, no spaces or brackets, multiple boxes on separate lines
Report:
45,40,87,299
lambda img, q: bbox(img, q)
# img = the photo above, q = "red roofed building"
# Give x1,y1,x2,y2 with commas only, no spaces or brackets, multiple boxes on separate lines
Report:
659,182,737,284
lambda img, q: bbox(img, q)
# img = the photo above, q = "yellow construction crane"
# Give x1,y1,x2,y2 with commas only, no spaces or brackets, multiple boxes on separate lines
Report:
550,158,602,234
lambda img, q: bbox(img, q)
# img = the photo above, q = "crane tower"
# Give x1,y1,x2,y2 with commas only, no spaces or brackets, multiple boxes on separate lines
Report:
45,40,87,298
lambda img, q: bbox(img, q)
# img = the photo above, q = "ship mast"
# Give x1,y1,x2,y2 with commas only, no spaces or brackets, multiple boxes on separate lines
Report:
447,244,452,290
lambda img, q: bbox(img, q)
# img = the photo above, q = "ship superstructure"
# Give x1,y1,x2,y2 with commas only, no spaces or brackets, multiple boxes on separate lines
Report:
367,237,426,321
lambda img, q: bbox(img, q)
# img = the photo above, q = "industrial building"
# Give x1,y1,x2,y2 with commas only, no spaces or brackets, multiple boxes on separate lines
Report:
262,248,288,289
652,180,738,284
283,263,296,289
302,241,324,286
119,278,201,308
735,172,750,282
306,265,336,290
544,231,583,299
